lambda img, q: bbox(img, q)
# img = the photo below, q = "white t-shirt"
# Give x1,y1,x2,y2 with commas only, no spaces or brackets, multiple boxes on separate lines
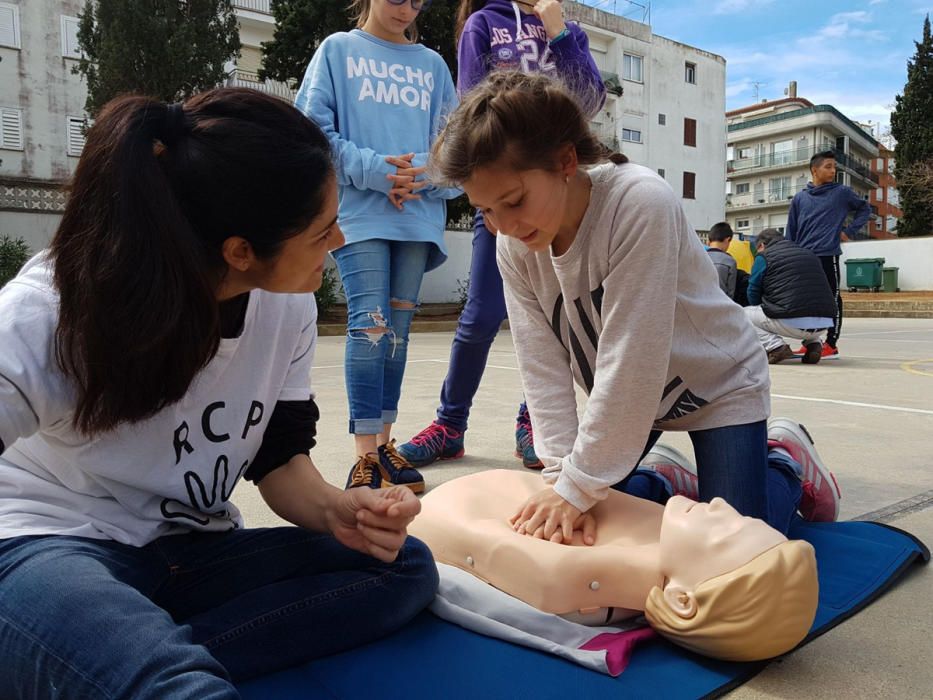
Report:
497,163,771,512
0,253,317,546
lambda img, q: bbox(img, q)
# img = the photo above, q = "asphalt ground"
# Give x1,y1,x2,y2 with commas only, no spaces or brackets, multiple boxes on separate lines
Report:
234,317,933,698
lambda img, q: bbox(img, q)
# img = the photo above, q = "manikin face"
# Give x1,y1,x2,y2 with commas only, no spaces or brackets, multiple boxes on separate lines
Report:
464,164,571,254
811,157,837,186
659,496,786,595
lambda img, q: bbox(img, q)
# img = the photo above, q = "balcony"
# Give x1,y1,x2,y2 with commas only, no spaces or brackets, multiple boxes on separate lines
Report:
232,0,272,14
226,70,296,101
728,145,878,186
726,184,802,211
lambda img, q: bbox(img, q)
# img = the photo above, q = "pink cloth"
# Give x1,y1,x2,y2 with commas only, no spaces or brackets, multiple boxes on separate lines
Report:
580,627,658,676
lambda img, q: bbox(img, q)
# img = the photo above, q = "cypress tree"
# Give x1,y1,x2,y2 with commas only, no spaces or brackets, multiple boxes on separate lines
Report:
890,15,933,236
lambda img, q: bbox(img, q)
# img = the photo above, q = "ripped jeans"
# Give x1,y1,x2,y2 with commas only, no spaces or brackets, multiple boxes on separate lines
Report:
332,239,431,435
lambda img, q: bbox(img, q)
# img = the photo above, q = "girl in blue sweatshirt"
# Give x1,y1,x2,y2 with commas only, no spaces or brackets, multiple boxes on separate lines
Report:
296,0,460,491
399,0,605,471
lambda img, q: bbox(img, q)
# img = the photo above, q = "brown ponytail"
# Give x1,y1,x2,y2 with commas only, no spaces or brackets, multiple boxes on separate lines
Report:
430,71,626,187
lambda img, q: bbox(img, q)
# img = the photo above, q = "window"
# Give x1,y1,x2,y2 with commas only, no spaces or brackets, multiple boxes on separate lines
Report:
623,53,643,82
658,113,666,125
737,146,752,160
876,158,884,170
0,107,24,150
622,128,642,143
66,116,89,156
684,117,697,147
736,183,750,194
889,188,900,208
875,187,884,201
0,2,20,49
769,176,791,201
657,168,666,178
683,172,696,199
771,139,793,165
685,62,696,84
61,16,81,59
736,219,750,229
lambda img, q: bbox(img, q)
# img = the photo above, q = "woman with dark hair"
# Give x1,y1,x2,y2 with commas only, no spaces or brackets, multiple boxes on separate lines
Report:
0,88,437,699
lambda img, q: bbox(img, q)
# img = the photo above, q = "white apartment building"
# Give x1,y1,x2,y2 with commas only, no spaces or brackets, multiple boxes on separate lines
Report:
0,0,286,252
567,2,727,234
724,83,879,239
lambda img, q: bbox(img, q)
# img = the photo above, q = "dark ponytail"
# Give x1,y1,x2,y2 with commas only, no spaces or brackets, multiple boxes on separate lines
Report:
51,88,333,435
456,0,489,41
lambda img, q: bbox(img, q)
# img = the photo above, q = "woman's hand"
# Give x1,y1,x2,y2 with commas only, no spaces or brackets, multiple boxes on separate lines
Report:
509,486,596,545
328,485,421,562
385,153,427,210
533,0,566,40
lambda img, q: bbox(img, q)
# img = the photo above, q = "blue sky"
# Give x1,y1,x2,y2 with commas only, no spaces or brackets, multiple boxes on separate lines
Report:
578,0,932,138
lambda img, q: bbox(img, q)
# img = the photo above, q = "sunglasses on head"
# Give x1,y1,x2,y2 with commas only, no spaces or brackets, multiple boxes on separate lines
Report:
386,0,432,10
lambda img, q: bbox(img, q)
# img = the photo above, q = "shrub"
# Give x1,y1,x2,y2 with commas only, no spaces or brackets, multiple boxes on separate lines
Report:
0,236,31,288
315,266,343,319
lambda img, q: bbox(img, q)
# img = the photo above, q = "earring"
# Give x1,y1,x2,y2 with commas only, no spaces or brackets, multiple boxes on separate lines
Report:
564,175,569,184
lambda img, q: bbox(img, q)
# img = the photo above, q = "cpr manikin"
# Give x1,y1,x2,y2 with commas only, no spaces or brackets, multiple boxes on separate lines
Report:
409,470,818,662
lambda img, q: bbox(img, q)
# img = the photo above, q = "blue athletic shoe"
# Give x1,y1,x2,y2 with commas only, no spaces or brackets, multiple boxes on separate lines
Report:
515,403,543,469
397,421,465,468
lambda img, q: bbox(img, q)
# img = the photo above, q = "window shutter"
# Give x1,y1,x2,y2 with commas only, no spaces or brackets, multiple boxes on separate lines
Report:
683,172,696,200
0,107,23,150
61,16,81,58
0,4,19,48
684,118,697,147
66,116,88,156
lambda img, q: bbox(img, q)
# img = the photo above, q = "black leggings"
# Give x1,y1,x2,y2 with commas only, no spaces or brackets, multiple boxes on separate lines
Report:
819,255,842,347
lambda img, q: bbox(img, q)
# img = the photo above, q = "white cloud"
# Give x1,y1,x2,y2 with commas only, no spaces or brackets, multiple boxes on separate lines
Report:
712,0,775,16
816,11,888,41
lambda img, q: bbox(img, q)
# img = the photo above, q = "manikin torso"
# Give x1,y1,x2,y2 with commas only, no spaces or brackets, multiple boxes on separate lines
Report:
409,469,786,618
409,470,664,616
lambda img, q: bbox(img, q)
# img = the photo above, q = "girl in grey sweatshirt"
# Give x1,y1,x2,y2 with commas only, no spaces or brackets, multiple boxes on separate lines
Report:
429,72,837,541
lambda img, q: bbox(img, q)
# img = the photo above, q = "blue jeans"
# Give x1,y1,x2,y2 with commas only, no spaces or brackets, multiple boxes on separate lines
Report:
0,529,437,699
616,420,802,535
437,221,507,432
332,239,431,435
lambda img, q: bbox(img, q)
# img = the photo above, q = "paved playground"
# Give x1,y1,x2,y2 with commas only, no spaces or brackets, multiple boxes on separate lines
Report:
234,317,933,698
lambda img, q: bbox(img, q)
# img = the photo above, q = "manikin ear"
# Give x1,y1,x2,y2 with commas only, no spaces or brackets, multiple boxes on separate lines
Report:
221,236,256,273
557,143,579,180
663,583,698,619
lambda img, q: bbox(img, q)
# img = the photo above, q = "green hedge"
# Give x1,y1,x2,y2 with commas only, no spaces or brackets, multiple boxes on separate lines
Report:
0,236,31,288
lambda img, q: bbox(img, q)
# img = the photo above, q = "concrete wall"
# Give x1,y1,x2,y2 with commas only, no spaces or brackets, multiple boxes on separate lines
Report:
0,209,60,252
841,237,933,291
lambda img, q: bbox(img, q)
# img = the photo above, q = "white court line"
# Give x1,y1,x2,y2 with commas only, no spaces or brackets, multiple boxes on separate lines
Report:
772,393,933,416
855,338,933,344
846,328,933,337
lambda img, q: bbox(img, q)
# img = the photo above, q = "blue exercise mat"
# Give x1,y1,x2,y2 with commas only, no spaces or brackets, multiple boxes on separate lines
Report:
239,520,928,700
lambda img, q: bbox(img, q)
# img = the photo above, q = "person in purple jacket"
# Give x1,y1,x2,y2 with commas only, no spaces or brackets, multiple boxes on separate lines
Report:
785,150,871,359
399,0,605,470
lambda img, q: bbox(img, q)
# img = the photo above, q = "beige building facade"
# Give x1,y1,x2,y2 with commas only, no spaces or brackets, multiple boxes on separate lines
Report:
725,85,879,239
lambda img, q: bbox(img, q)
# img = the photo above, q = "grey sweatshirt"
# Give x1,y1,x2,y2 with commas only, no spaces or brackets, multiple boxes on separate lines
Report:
497,163,771,512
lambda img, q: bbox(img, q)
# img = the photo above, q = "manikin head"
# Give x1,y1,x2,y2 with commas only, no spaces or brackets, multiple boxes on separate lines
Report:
646,496,818,661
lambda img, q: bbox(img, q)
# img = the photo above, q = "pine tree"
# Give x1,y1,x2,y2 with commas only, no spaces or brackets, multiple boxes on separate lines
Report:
890,15,933,236
75,0,241,117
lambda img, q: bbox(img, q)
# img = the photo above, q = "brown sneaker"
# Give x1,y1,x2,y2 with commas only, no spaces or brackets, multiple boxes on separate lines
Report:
345,453,385,490
767,344,795,364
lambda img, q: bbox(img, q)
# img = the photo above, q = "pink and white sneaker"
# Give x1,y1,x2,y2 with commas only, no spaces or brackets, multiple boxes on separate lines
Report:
637,444,699,500
768,417,842,522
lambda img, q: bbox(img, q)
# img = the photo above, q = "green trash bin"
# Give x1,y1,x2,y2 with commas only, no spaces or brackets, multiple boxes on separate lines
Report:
845,257,885,290
882,267,899,293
